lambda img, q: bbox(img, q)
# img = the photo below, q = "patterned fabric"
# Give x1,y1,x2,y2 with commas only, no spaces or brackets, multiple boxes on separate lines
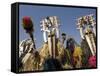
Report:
73,46,82,57
88,55,96,67
19,39,33,57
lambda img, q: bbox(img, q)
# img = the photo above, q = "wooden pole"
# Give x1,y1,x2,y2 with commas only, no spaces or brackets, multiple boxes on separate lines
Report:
48,32,53,58
29,32,36,49
52,30,56,59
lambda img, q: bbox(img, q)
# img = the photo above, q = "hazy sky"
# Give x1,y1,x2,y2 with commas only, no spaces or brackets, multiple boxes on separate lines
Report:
19,4,96,48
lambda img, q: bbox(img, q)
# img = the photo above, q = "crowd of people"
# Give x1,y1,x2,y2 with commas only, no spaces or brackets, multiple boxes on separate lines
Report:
18,15,96,72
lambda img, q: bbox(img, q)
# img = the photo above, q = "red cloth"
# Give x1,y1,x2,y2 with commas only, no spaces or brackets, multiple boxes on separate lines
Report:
88,56,96,67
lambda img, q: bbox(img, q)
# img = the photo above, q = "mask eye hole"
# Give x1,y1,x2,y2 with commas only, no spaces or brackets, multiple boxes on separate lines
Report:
85,33,88,35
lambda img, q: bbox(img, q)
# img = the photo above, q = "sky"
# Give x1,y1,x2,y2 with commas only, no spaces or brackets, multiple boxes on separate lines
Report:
19,4,96,48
